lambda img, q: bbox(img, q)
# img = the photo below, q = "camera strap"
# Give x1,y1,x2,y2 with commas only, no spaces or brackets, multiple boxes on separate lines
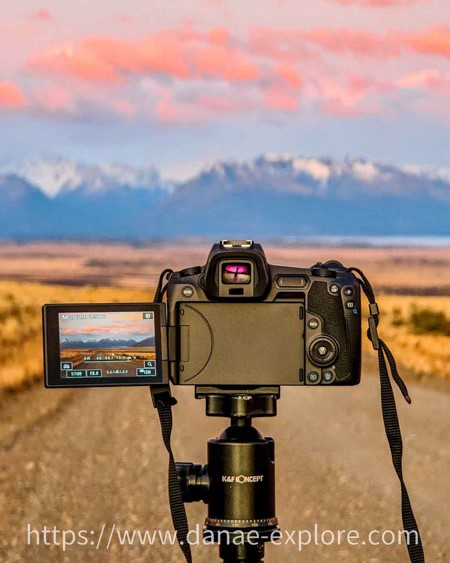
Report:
151,269,193,563
349,267,424,563
150,385,192,563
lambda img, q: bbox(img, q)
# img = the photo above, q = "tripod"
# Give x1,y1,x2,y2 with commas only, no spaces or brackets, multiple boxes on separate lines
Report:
176,387,281,563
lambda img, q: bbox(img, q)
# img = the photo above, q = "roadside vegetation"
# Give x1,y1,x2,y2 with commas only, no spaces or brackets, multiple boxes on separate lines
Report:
362,295,450,383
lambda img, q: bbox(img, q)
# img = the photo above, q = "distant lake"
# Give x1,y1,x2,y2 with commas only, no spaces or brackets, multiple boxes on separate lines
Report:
272,236,450,248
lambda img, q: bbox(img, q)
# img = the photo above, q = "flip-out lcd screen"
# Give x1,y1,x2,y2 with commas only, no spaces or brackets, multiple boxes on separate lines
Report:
43,303,166,387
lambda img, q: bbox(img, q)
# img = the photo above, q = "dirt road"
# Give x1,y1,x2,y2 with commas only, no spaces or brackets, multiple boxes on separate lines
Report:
0,375,447,562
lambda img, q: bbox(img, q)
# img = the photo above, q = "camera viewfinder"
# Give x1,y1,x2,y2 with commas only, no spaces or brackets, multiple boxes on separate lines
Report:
222,263,252,285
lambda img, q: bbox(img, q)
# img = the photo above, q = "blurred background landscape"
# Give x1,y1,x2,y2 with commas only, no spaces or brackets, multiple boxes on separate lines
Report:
0,0,449,561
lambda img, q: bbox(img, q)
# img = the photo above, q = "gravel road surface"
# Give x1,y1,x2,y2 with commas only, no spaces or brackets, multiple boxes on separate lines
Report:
0,375,448,562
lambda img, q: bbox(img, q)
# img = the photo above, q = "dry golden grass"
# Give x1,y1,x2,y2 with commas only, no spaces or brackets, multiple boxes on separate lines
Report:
362,295,450,382
0,281,150,390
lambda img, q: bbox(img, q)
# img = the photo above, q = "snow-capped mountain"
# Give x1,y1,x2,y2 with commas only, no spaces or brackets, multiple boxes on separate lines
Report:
197,154,450,198
0,154,449,239
60,336,155,349
0,157,167,197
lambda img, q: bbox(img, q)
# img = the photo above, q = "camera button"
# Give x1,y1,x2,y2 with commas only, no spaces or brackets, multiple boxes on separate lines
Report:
182,285,194,298
346,301,355,309
344,287,353,296
312,267,336,278
323,370,335,383
307,371,320,384
308,318,319,329
329,283,340,294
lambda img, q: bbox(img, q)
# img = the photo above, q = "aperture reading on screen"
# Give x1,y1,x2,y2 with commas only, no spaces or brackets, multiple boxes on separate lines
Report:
58,311,157,379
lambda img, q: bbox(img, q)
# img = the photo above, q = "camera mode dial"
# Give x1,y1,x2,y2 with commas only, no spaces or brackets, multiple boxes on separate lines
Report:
311,265,336,278
180,266,202,277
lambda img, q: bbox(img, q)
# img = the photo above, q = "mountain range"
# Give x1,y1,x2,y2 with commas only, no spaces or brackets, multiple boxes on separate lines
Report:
0,155,449,239
60,336,156,349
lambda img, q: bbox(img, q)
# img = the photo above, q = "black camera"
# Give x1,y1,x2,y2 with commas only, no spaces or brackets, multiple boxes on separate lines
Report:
43,240,361,388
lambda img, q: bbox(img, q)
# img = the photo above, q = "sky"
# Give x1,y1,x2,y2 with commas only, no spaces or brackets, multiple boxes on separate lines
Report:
59,312,154,342
0,0,449,179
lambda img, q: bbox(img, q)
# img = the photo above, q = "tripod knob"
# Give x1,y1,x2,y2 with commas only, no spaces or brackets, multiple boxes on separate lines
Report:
176,462,209,503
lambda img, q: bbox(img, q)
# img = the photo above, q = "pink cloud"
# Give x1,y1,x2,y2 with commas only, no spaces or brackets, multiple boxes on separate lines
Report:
398,69,450,92
116,15,134,25
249,28,318,63
206,27,231,45
304,28,400,57
35,86,74,112
329,0,422,6
155,93,204,125
62,319,150,336
264,87,299,111
249,27,395,61
0,81,27,108
276,63,302,88
309,73,390,116
408,26,450,60
305,26,450,60
192,45,260,81
29,40,123,82
13,23,450,124
112,99,137,117
321,99,382,117
155,84,258,123
156,98,179,122
250,26,450,62
196,94,248,115
28,26,260,84
31,9,53,22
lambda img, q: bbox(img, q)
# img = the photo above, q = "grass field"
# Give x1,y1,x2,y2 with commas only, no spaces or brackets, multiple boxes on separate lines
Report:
0,279,449,391
362,295,450,383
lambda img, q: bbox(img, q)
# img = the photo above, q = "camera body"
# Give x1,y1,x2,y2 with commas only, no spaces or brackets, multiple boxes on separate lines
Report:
166,240,361,386
42,240,361,388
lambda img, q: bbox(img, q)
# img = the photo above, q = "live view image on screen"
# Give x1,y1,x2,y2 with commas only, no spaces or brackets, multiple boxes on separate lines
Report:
58,311,157,379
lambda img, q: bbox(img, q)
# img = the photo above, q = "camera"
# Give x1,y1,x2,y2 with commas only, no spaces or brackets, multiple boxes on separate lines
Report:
43,240,361,388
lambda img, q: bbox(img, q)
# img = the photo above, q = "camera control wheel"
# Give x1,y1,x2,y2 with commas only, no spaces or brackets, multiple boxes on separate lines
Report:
308,335,339,367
